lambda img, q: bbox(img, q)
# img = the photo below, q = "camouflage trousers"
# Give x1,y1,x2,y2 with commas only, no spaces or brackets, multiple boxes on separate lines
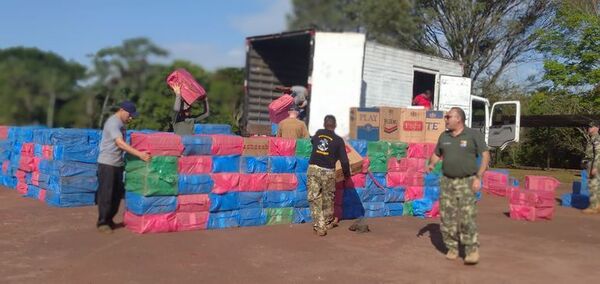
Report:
307,165,336,231
440,176,479,255
589,175,600,209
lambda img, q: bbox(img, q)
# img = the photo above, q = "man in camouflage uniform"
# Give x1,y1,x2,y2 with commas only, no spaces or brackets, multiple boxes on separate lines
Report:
427,107,489,265
583,121,600,214
307,115,350,236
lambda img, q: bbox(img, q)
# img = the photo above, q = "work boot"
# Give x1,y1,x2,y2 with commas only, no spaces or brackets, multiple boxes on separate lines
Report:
464,249,480,265
445,249,458,260
313,228,327,237
97,225,113,234
326,217,339,230
582,206,600,214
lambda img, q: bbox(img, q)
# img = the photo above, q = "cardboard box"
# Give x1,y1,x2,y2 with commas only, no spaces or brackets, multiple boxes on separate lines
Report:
242,137,269,156
349,107,380,141
399,108,426,143
379,107,402,141
335,143,364,182
425,110,446,143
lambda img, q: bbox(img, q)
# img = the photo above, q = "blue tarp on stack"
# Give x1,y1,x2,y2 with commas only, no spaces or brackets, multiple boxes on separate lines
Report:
178,175,213,194
194,124,232,135
182,135,212,156
125,191,177,215
240,156,269,173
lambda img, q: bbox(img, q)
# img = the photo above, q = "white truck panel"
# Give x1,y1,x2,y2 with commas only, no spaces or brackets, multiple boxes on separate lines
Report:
309,32,366,137
438,75,472,124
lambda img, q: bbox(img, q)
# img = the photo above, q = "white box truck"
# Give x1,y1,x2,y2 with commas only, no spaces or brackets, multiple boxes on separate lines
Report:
243,30,520,149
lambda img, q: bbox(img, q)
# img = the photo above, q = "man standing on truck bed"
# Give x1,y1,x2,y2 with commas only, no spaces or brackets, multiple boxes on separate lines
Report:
277,105,309,139
307,115,350,236
413,90,433,109
583,121,600,214
171,84,210,136
427,107,489,265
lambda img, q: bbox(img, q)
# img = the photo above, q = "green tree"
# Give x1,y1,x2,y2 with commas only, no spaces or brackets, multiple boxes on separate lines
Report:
0,47,86,126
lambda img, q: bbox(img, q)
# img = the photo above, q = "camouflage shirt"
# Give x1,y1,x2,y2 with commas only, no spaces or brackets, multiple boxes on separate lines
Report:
585,133,600,173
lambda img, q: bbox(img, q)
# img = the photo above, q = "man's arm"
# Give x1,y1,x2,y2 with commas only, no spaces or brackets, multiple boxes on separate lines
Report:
426,154,441,173
192,99,210,123
476,151,490,178
115,137,151,162
338,142,351,178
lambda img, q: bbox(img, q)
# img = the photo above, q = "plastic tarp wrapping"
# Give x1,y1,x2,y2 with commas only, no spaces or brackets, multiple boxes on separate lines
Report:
175,211,209,231
403,201,414,216
239,208,267,227
211,155,241,173
178,175,213,195
509,204,537,221
265,207,294,225
45,191,96,207
295,157,309,173
406,186,424,201
239,174,268,192
267,173,298,191
412,198,434,218
0,125,8,140
263,191,295,208
349,139,368,157
211,173,240,194
367,141,390,157
194,124,232,135
166,68,207,104
295,139,312,158
342,189,365,219
124,211,177,234
40,174,98,194
358,188,385,203
386,158,402,172
125,156,178,196
407,143,436,159
25,185,41,199
269,156,297,173
366,173,387,190
424,186,440,201
509,189,554,221
175,194,209,213
125,191,177,215
17,181,28,194
483,170,510,196
268,138,296,156
386,172,424,187
51,144,98,163
207,210,240,229
363,202,386,218
178,156,212,174
39,160,97,177
344,173,366,189
209,192,240,212
525,175,560,192
426,201,440,218
130,132,184,156
18,155,35,172
210,135,244,156
561,193,589,209
384,187,405,203
388,142,408,159
424,173,441,187
293,207,312,223
368,153,388,173
384,202,404,217
21,143,35,155
238,192,264,209
240,156,269,173
294,174,308,208
268,94,294,124
33,128,101,146
398,158,427,173
38,189,47,201
182,135,212,156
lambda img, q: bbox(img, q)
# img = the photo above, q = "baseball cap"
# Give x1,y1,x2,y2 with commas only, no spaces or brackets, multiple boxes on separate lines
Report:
120,101,139,118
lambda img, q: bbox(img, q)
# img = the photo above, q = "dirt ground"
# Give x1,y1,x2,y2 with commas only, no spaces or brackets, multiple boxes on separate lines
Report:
1,183,599,284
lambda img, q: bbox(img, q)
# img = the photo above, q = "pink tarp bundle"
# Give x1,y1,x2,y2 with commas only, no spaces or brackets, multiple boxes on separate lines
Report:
509,187,554,221
19,156,35,172
178,156,212,174
21,143,35,155
16,181,27,194
177,194,210,212
524,175,560,192
268,137,296,156
345,173,366,188
239,174,269,192
42,145,53,160
267,173,298,190
31,172,40,186
166,68,207,105
426,201,440,218
210,135,243,156
0,125,7,140
482,171,509,197
16,169,27,180
387,158,402,172
130,132,184,156
38,189,46,201
407,143,436,159
268,94,294,124
124,211,177,234
211,173,240,194
386,172,424,187
175,212,209,232
362,157,370,173
2,160,8,174
405,186,424,201
400,158,427,173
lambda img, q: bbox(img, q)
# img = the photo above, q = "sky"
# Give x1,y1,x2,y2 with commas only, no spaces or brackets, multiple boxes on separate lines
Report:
0,0,541,81
0,0,292,70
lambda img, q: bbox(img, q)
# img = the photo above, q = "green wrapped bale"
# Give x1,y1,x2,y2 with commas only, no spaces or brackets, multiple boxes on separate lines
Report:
389,142,408,159
368,153,388,173
295,139,313,158
403,201,414,216
265,207,294,225
125,155,178,196
367,141,390,158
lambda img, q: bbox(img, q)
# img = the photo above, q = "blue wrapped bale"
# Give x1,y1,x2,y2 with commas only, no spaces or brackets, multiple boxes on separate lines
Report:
384,203,403,216
240,156,269,173
263,191,295,208
349,139,368,157
178,175,213,195
292,207,312,223
269,156,297,173
182,135,212,156
125,191,177,215
239,208,267,227
194,124,232,135
384,187,405,203
208,210,240,229
238,192,264,209
363,202,385,218
209,192,240,212
45,191,96,207
212,155,241,173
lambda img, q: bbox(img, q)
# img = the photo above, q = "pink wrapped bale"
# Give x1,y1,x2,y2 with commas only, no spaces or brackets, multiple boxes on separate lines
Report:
426,201,440,218
124,211,177,234
399,158,427,173
42,145,53,160
386,172,424,187
268,137,296,156
0,125,7,140
38,189,46,202
405,186,424,201
177,194,210,212
175,211,209,232
407,143,436,159
211,173,240,194
268,94,294,124
21,143,35,156
362,157,370,173
267,173,298,191
130,132,184,156
178,156,212,174
525,175,560,192
210,135,244,156
16,181,28,194
166,68,207,105
482,171,509,197
239,174,269,192
344,173,366,189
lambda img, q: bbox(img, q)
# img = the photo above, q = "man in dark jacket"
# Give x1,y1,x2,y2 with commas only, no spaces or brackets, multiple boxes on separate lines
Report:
307,115,350,236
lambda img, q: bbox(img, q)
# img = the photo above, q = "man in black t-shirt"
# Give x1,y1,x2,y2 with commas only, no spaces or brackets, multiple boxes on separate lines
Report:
307,115,350,236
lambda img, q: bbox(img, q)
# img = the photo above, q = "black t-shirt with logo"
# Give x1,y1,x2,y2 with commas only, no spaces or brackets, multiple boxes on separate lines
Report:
309,129,350,177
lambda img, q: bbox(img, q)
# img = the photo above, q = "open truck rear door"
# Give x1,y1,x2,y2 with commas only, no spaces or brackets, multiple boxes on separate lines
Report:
438,75,472,125
487,101,521,150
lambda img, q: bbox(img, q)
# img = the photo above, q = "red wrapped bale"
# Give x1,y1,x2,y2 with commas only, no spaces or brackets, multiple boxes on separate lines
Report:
124,211,177,234
178,156,212,174
130,132,183,156
166,68,207,105
268,94,294,124
211,173,240,194
210,135,243,156
268,137,296,156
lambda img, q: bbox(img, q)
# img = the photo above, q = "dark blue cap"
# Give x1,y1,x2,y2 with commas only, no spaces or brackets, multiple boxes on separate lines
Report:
120,101,139,118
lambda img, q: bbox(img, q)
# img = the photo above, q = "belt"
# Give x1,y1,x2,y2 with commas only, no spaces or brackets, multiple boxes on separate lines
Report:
308,164,335,172
443,174,475,179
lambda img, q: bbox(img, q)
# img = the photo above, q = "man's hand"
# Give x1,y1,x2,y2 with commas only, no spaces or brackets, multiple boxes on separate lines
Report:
138,152,151,162
426,163,435,173
472,176,481,193
592,168,598,177
172,84,181,96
